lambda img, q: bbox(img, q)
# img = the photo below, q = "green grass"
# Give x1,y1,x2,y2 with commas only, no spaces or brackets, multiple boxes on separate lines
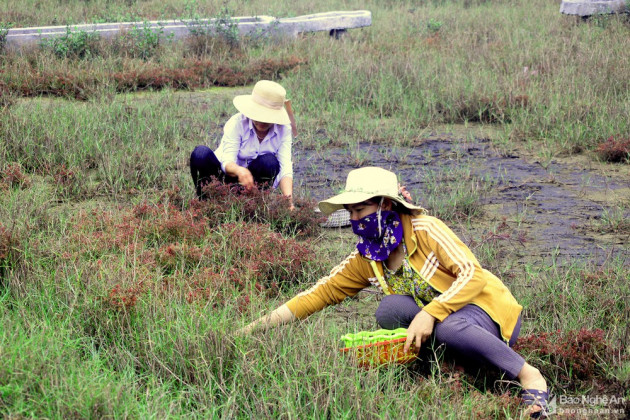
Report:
1,0,629,154
0,0,629,417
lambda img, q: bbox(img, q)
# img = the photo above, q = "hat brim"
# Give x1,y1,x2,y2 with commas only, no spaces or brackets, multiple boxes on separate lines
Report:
318,191,425,215
233,95,291,125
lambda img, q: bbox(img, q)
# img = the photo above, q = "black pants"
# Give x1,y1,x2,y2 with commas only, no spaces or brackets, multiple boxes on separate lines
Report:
189,145,280,197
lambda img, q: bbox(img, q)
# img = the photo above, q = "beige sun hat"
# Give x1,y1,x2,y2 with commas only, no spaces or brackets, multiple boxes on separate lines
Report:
318,167,426,215
233,80,291,125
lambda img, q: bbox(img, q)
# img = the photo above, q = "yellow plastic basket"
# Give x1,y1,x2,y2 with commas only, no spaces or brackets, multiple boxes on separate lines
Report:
340,328,418,368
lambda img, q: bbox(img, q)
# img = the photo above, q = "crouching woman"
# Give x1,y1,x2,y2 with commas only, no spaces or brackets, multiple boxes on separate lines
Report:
240,167,549,418
190,80,296,208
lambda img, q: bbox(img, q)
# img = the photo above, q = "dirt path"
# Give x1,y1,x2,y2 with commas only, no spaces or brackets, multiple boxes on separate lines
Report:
294,132,629,268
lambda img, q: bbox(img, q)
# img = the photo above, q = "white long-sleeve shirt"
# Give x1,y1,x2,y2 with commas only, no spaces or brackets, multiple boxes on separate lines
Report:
213,113,293,188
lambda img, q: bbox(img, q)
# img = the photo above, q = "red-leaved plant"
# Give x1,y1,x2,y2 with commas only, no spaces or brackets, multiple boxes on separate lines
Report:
0,223,21,282
596,135,630,163
0,163,31,190
64,191,319,312
197,178,325,237
514,328,628,391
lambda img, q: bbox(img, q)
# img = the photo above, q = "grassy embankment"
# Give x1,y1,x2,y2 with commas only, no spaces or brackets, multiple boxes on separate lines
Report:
1,0,629,417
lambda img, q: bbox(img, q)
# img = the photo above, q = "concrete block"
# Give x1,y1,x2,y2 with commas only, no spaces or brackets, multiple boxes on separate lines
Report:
560,0,628,16
4,10,372,50
274,10,372,37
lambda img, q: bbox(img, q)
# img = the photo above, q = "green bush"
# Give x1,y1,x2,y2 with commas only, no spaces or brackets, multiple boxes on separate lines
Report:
0,22,10,53
40,27,101,59
121,21,171,60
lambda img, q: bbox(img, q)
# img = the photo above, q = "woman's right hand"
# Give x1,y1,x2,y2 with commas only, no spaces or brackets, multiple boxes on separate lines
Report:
236,167,255,190
404,310,436,353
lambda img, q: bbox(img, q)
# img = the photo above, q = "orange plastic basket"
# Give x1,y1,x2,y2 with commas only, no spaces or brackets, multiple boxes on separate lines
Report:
340,329,418,368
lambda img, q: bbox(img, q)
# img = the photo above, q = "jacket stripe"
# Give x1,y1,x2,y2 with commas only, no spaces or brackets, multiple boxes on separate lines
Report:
420,252,439,280
426,259,439,280
419,251,435,278
412,219,475,303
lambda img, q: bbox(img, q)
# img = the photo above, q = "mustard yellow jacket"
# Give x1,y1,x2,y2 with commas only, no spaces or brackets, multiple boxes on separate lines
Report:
286,213,523,342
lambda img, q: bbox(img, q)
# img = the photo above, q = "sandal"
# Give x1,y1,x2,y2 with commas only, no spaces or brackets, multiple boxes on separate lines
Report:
521,388,550,418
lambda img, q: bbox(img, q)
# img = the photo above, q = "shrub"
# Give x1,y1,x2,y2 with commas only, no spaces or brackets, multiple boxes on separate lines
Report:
0,81,14,108
219,222,314,288
426,18,443,35
0,223,13,261
109,56,304,93
198,178,325,237
40,27,101,59
1,50,305,99
182,223,316,311
63,193,319,311
514,328,628,391
52,164,85,200
0,22,9,53
108,280,145,309
211,7,240,47
114,22,170,60
187,6,240,50
0,163,31,190
0,223,20,284
596,135,630,163
155,242,206,276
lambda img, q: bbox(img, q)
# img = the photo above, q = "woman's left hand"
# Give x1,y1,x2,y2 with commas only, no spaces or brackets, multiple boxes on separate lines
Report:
398,184,413,203
404,310,436,353
284,99,297,137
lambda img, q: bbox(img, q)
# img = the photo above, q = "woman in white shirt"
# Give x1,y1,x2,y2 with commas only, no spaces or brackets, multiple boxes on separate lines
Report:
190,80,296,208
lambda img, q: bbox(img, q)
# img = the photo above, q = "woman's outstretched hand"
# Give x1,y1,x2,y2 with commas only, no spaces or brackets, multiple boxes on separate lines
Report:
235,304,296,336
404,310,436,353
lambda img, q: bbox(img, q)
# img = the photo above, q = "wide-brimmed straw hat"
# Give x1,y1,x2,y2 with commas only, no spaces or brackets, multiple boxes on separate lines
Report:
318,167,426,215
233,80,291,125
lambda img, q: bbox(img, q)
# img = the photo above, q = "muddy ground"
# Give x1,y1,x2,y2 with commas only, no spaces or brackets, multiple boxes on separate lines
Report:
293,129,630,269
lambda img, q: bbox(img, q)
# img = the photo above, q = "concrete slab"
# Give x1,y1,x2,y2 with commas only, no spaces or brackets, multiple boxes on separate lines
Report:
560,0,627,16
4,10,372,49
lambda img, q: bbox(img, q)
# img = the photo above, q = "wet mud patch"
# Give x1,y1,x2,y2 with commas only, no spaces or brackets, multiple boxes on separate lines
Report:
294,132,629,268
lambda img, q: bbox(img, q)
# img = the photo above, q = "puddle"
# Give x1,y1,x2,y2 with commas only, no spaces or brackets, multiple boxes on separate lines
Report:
294,135,629,267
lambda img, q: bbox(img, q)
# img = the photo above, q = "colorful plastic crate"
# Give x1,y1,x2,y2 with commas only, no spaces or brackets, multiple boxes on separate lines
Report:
340,328,417,368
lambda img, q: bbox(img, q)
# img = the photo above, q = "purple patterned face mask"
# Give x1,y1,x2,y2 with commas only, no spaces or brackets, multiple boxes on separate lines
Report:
351,206,403,261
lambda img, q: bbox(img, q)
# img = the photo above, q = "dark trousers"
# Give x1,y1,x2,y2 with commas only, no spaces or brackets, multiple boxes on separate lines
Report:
189,145,280,197
375,294,525,379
